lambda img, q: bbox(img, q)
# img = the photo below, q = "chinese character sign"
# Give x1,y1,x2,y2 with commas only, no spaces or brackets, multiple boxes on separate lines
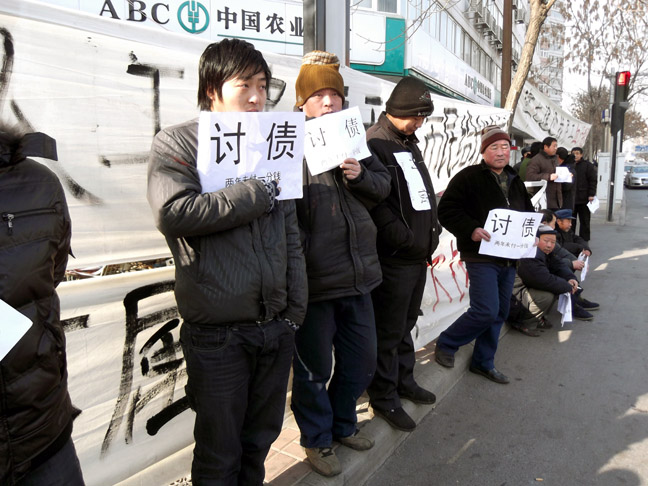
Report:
479,209,542,259
196,111,305,200
393,152,432,211
303,106,372,176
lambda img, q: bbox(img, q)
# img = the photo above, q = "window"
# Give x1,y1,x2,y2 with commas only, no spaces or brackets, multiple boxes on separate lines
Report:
378,0,398,13
356,0,373,7
462,32,472,64
439,10,448,49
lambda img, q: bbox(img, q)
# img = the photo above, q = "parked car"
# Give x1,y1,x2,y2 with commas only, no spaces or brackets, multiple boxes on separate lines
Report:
624,165,648,188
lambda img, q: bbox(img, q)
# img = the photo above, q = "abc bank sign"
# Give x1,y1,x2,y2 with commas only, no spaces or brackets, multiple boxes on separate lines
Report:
56,0,304,55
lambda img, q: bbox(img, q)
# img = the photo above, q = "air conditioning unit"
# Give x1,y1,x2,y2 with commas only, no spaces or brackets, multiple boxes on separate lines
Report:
514,8,528,25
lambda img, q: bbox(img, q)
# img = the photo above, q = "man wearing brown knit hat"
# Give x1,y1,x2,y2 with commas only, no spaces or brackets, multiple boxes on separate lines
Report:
433,125,533,384
290,50,391,477
364,77,441,432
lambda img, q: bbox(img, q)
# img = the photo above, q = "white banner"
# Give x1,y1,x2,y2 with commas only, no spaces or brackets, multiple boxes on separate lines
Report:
303,106,371,176
197,111,304,199
479,209,541,259
515,81,590,148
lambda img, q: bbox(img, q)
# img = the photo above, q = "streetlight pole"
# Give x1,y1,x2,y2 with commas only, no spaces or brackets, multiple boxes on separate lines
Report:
501,0,512,107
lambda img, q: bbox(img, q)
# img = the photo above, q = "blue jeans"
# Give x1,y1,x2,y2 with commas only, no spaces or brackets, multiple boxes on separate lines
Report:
436,261,515,370
16,437,84,486
180,318,295,486
291,294,377,448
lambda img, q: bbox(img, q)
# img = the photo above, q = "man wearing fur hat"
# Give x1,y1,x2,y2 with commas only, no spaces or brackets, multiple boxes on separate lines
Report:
433,126,534,384
290,50,390,477
364,77,440,432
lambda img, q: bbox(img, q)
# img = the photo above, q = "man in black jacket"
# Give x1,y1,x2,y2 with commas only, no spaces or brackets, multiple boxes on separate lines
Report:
514,224,594,327
555,209,592,257
571,147,597,241
1,124,84,485
147,40,307,484
365,77,440,432
433,126,534,384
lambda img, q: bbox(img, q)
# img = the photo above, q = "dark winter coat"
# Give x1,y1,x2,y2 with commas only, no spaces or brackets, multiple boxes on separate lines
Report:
526,150,563,209
556,226,591,256
559,155,577,210
147,119,308,325
573,158,597,204
296,145,390,302
437,161,534,263
366,113,440,265
0,130,74,486
517,248,576,295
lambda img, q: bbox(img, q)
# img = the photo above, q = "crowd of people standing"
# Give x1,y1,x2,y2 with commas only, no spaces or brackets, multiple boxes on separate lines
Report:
1,37,602,486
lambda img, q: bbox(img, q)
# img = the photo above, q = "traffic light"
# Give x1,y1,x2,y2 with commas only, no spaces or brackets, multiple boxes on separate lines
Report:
611,70,631,135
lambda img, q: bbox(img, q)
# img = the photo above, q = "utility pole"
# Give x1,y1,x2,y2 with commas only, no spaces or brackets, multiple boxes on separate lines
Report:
303,0,326,53
501,0,512,107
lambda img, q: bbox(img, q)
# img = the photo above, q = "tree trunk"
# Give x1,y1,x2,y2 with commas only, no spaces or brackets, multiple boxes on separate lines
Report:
504,0,557,131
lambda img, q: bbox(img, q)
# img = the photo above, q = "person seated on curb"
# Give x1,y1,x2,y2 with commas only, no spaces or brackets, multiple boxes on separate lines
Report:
555,209,592,257
513,225,594,333
541,209,599,311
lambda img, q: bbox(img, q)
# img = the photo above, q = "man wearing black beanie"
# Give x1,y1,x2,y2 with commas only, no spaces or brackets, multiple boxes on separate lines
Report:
365,76,441,431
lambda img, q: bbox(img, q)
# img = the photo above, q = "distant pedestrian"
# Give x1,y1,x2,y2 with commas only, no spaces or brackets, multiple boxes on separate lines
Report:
434,126,534,384
571,147,597,241
557,147,576,211
526,137,562,210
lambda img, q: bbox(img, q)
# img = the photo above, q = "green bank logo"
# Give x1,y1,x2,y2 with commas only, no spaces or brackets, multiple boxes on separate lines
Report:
178,1,209,34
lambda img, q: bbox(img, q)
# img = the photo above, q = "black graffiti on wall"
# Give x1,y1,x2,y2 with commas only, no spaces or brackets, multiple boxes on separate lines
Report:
101,280,189,456
0,27,103,204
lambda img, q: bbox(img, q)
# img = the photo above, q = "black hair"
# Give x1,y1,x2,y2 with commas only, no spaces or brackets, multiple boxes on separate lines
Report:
542,136,557,148
197,39,271,111
571,146,583,154
556,147,569,160
540,209,555,224
529,141,543,158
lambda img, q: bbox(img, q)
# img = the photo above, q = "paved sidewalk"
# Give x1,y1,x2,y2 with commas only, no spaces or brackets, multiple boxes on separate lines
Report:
264,205,624,485
264,337,487,485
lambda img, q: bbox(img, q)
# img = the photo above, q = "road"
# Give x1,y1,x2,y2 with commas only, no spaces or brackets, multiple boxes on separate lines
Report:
366,189,648,486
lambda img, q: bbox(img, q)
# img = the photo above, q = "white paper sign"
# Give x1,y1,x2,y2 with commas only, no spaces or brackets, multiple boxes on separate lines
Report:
0,299,33,361
479,210,542,259
303,106,372,176
587,196,600,213
555,166,573,183
558,292,573,325
393,152,432,211
197,111,305,200
578,253,589,282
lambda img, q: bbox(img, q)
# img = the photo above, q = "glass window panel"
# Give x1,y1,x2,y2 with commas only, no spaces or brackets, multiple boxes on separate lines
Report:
378,0,398,13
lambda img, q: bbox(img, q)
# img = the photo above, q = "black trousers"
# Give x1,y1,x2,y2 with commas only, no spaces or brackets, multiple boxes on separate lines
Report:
574,202,591,241
368,261,427,411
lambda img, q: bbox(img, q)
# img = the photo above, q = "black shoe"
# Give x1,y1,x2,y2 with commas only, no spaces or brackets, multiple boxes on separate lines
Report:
573,305,594,321
469,365,510,384
372,406,416,431
434,345,455,368
399,385,436,405
537,317,553,329
577,297,600,311
510,323,540,337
